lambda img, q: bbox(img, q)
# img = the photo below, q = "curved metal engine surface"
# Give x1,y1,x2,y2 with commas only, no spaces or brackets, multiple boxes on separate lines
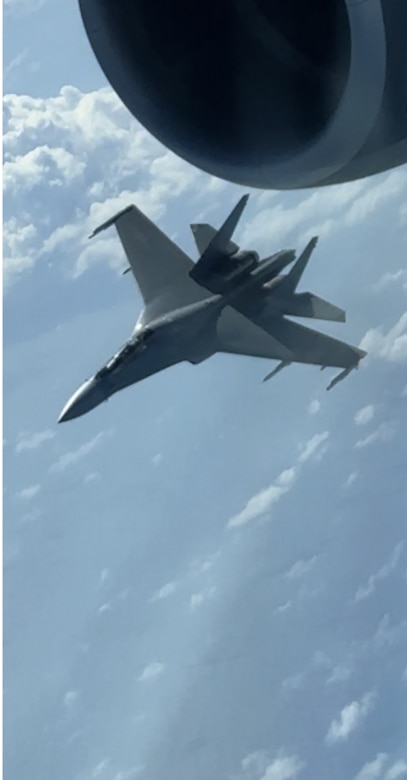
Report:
79,0,406,188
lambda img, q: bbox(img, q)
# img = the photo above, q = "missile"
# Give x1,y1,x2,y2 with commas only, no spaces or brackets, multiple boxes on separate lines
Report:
263,360,291,382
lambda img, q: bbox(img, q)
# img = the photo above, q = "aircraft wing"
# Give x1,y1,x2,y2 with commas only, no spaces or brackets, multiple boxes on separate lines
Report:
253,316,365,368
217,309,294,362
89,204,194,304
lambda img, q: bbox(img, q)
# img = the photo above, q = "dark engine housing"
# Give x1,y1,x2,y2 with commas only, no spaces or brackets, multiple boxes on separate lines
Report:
79,0,407,188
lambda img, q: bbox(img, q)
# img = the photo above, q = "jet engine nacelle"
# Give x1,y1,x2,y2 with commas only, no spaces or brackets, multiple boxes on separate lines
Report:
79,0,407,189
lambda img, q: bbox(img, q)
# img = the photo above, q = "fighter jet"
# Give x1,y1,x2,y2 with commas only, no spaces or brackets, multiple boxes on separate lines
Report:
58,195,366,422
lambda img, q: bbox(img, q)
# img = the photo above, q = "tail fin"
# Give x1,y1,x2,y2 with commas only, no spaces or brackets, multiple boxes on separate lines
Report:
190,223,239,257
278,236,318,295
190,194,249,284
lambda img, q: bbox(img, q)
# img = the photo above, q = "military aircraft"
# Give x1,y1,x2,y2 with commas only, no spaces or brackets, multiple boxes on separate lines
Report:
58,195,366,422
78,0,407,189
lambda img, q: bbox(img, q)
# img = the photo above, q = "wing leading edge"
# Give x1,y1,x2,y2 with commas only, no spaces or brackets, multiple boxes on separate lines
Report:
89,204,193,304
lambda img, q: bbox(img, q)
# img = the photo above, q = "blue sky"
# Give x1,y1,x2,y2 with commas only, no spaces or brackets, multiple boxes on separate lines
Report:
3,2,407,779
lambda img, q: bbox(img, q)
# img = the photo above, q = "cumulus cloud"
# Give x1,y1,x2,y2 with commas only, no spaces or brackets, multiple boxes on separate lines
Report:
17,484,41,500
228,467,296,529
84,471,101,484
384,761,407,780
4,0,45,17
239,751,304,780
355,421,395,449
298,431,329,463
260,755,305,780
150,581,177,602
240,169,407,250
2,86,221,286
15,428,55,453
137,662,165,682
189,585,216,612
354,542,404,603
275,600,292,615
63,690,79,708
307,399,321,415
373,269,407,293
325,692,375,745
360,312,407,364
344,471,358,488
285,556,318,579
4,49,29,83
228,431,329,529
354,753,388,780
49,431,110,473
326,664,352,685
354,405,375,426
343,169,407,227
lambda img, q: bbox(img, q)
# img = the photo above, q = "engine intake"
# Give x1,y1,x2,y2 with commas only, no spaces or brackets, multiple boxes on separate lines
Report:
79,0,387,187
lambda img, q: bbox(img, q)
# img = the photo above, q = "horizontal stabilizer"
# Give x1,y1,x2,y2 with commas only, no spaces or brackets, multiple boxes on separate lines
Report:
191,223,239,257
278,236,318,295
284,292,346,322
190,194,249,284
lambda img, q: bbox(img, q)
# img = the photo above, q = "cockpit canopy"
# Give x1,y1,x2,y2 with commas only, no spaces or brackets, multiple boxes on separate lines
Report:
95,328,153,379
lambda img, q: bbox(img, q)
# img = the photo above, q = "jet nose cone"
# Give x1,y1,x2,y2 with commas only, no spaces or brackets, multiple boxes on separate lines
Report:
58,377,106,423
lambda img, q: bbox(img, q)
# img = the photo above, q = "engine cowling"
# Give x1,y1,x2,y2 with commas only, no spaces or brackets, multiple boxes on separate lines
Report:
79,0,407,188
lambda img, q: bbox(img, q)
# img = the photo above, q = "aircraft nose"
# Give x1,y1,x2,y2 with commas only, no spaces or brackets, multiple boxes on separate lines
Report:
58,377,106,423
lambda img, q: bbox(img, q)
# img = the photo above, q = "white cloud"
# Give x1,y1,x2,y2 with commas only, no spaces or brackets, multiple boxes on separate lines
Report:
4,49,29,81
373,269,407,293
92,759,110,778
239,751,304,780
344,471,358,488
228,467,296,529
307,399,320,415
355,421,395,449
228,431,329,529
17,484,41,500
354,541,404,603
15,429,55,453
84,471,101,484
3,85,224,286
4,0,45,16
325,692,375,744
275,600,292,615
4,146,86,193
150,581,177,602
190,585,216,612
260,755,305,780
282,673,305,692
373,614,407,650
343,169,407,226
326,665,352,685
137,662,165,682
384,761,407,780
151,453,163,467
285,556,317,580
354,405,375,426
354,753,388,780
63,690,79,708
298,431,329,463
49,431,109,473
360,311,407,364
241,169,407,252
